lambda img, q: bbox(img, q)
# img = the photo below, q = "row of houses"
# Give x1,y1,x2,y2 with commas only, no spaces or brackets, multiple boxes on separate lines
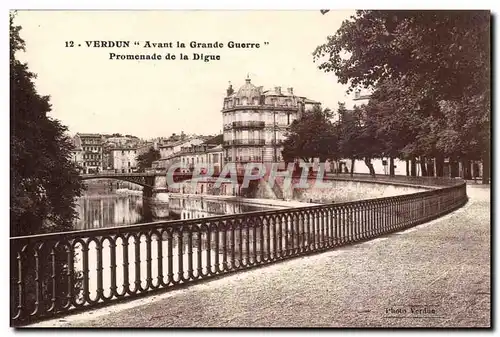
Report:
152,137,224,173
71,133,149,174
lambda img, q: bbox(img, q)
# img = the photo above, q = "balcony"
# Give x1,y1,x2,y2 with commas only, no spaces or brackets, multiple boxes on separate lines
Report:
223,139,266,147
232,121,265,129
224,156,263,163
223,121,266,130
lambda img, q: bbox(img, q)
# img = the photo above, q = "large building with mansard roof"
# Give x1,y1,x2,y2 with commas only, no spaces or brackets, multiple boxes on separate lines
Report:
222,77,321,169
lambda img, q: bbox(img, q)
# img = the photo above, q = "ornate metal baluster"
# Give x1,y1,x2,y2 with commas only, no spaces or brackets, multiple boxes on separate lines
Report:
195,228,203,278
258,217,264,263
187,228,194,279
205,226,212,276
48,245,57,313
63,243,74,311
342,206,347,244
230,222,236,269
321,209,326,248
237,221,243,266
146,232,153,289
221,222,228,271
109,237,118,297
214,223,221,273
81,241,91,306
177,230,184,282
265,217,271,261
333,208,339,246
155,231,164,287
244,219,250,265
276,215,283,258
119,236,129,295
14,250,24,320
133,234,142,292
33,244,43,317
249,219,255,264
96,239,104,300
166,230,174,284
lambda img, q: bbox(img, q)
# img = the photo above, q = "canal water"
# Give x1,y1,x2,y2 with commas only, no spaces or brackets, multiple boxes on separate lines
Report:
75,182,271,231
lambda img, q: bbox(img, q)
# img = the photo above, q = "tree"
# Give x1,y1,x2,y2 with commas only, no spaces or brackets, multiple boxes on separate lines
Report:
10,12,84,323
10,13,84,237
136,147,160,172
314,10,490,182
336,103,384,177
282,106,338,166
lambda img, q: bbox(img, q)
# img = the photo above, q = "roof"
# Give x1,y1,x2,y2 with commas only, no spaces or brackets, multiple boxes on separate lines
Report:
303,98,321,104
235,78,262,99
76,133,102,138
207,144,223,152
111,147,137,151
159,137,205,148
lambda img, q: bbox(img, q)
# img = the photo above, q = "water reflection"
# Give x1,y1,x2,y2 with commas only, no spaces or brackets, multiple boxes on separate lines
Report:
75,189,270,231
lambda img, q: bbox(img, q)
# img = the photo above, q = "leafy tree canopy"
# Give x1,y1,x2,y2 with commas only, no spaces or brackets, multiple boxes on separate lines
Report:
282,106,338,163
136,147,161,172
10,13,84,236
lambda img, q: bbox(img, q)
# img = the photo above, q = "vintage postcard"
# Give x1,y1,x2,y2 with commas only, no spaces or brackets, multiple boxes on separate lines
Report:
10,9,491,328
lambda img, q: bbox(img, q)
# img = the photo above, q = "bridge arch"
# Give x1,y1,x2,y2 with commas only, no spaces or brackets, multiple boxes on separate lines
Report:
80,174,155,189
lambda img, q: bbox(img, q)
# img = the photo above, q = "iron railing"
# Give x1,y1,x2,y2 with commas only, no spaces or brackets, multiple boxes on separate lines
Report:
223,139,266,146
10,178,467,326
232,121,266,129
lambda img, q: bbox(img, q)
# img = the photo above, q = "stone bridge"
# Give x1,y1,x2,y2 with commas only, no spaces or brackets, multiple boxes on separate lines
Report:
80,172,194,196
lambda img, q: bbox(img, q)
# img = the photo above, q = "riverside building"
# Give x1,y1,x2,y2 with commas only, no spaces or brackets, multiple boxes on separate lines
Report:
222,77,321,172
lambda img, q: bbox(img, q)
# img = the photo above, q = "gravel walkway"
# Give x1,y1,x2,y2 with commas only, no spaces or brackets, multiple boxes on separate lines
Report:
32,185,490,328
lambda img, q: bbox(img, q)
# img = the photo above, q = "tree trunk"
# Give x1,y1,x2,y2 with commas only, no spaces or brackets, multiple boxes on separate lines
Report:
450,159,459,178
482,150,490,184
406,159,410,176
426,158,435,177
420,156,427,176
461,158,472,180
350,158,355,177
410,158,417,177
364,157,376,177
389,157,395,176
435,155,444,177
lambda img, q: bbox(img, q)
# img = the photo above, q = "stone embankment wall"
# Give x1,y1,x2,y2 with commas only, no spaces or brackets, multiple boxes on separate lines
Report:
286,179,427,203
164,176,427,203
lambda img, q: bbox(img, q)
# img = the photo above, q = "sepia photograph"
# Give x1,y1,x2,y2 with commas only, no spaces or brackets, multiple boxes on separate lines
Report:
9,9,491,328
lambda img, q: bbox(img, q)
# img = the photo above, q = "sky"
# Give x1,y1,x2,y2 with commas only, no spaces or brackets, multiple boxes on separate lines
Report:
14,10,360,139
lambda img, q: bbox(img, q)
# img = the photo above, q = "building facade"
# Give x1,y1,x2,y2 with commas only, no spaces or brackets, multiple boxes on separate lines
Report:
111,147,138,173
222,78,320,171
154,137,206,170
70,142,85,174
74,133,104,174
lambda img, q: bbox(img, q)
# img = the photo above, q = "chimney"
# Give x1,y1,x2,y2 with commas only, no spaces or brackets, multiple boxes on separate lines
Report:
287,87,294,95
354,90,360,99
275,86,281,95
226,81,234,96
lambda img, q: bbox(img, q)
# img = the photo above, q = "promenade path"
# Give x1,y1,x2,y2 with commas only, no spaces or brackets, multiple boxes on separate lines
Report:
32,184,490,328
